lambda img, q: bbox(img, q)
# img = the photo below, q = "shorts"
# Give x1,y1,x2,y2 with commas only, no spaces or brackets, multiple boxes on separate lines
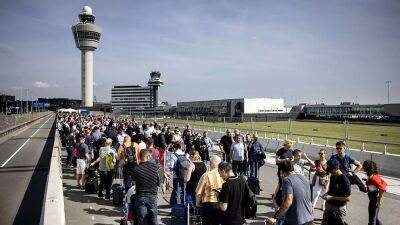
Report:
76,159,87,175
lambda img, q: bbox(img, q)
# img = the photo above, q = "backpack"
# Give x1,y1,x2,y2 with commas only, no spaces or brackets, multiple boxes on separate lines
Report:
105,152,115,171
123,144,137,168
242,176,257,219
173,153,190,180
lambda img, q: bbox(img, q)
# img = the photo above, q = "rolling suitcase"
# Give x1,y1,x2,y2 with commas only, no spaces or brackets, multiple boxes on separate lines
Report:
112,168,124,206
247,161,261,195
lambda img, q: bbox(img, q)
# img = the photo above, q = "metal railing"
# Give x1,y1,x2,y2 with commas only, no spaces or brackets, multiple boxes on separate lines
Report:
160,120,400,155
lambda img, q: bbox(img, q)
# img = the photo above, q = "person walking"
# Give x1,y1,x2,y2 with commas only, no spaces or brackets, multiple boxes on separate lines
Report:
195,155,223,225
363,160,387,225
133,149,161,225
200,131,213,162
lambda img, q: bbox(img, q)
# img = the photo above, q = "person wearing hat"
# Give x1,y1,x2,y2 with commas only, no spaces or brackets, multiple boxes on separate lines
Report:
321,159,351,225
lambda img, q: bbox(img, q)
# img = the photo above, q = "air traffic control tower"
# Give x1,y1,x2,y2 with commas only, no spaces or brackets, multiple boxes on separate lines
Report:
72,6,102,107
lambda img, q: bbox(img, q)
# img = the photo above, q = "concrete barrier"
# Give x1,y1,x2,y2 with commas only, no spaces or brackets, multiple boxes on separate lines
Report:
202,129,400,178
41,130,66,225
0,112,51,138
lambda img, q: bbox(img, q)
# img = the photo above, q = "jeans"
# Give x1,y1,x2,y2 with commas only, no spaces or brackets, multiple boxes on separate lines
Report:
201,203,220,225
123,173,134,193
348,173,367,193
232,160,245,176
321,203,347,225
99,170,113,197
170,178,184,205
247,159,258,178
223,153,231,162
136,194,158,225
66,147,73,166
368,191,382,225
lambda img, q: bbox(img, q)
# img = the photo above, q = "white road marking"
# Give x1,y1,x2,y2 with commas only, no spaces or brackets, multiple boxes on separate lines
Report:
0,115,53,167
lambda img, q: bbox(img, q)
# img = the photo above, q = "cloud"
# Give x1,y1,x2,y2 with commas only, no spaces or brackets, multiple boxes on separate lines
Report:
52,84,60,88
34,81,51,88
93,82,98,87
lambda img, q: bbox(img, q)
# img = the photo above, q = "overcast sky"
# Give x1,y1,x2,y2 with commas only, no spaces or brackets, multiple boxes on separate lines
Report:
0,0,399,105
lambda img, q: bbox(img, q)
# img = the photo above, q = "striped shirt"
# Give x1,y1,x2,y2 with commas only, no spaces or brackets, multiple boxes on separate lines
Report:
133,161,160,195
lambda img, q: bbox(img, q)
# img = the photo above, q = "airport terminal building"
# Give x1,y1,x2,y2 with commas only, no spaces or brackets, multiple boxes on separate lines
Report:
111,71,165,114
177,98,287,117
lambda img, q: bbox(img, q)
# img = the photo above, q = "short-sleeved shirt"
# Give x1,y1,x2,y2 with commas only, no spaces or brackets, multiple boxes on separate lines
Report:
132,161,160,195
293,159,307,176
220,135,233,155
219,176,247,222
329,154,355,173
276,148,293,169
231,142,245,161
77,143,89,159
195,169,224,203
366,174,387,193
327,173,351,207
282,173,313,225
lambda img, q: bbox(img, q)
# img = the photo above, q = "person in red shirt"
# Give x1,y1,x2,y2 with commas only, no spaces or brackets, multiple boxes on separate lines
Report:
363,160,387,225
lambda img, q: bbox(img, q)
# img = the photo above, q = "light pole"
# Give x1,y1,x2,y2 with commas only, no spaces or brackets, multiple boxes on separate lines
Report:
386,81,392,104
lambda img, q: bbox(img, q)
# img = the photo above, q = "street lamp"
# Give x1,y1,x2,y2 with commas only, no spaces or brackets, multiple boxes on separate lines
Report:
386,81,392,104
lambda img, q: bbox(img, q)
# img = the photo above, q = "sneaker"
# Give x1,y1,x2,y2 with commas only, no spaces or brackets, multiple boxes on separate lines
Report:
105,195,110,200
98,193,104,198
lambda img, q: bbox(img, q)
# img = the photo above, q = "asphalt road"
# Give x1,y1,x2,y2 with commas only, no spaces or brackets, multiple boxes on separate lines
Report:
0,114,55,225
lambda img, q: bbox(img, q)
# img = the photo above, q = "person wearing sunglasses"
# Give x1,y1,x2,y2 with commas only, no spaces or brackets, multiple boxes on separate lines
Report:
328,141,367,193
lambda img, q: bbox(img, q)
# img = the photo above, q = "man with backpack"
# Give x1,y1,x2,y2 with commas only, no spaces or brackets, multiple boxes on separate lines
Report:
169,143,191,205
117,136,139,192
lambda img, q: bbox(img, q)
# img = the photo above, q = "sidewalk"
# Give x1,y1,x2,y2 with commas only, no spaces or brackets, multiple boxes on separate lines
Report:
61,148,400,225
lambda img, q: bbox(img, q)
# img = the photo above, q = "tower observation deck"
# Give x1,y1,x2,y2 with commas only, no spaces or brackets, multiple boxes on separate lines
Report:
147,71,164,107
71,6,102,107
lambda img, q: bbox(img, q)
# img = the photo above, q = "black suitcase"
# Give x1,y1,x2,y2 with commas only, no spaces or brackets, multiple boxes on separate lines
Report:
85,177,99,194
112,183,124,206
247,177,261,195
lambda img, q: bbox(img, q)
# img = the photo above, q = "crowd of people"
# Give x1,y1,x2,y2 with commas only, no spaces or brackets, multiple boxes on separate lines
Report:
57,113,388,225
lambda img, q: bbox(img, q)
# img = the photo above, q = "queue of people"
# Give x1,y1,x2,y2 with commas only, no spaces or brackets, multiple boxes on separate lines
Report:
58,113,388,225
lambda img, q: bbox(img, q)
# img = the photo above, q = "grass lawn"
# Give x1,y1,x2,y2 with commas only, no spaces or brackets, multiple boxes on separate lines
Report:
157,118,400,154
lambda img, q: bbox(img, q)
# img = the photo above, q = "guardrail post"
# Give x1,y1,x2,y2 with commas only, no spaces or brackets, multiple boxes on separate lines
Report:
264,132,267,139
384,145,387,155
326,138,329,146
361,142,365,151
297,136,300,143
310,137,314,144
277,133,280,140
213,127,216,132
285,134,288,140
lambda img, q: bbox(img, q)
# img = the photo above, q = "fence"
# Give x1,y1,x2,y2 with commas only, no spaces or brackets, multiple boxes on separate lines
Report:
156,118,400,155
